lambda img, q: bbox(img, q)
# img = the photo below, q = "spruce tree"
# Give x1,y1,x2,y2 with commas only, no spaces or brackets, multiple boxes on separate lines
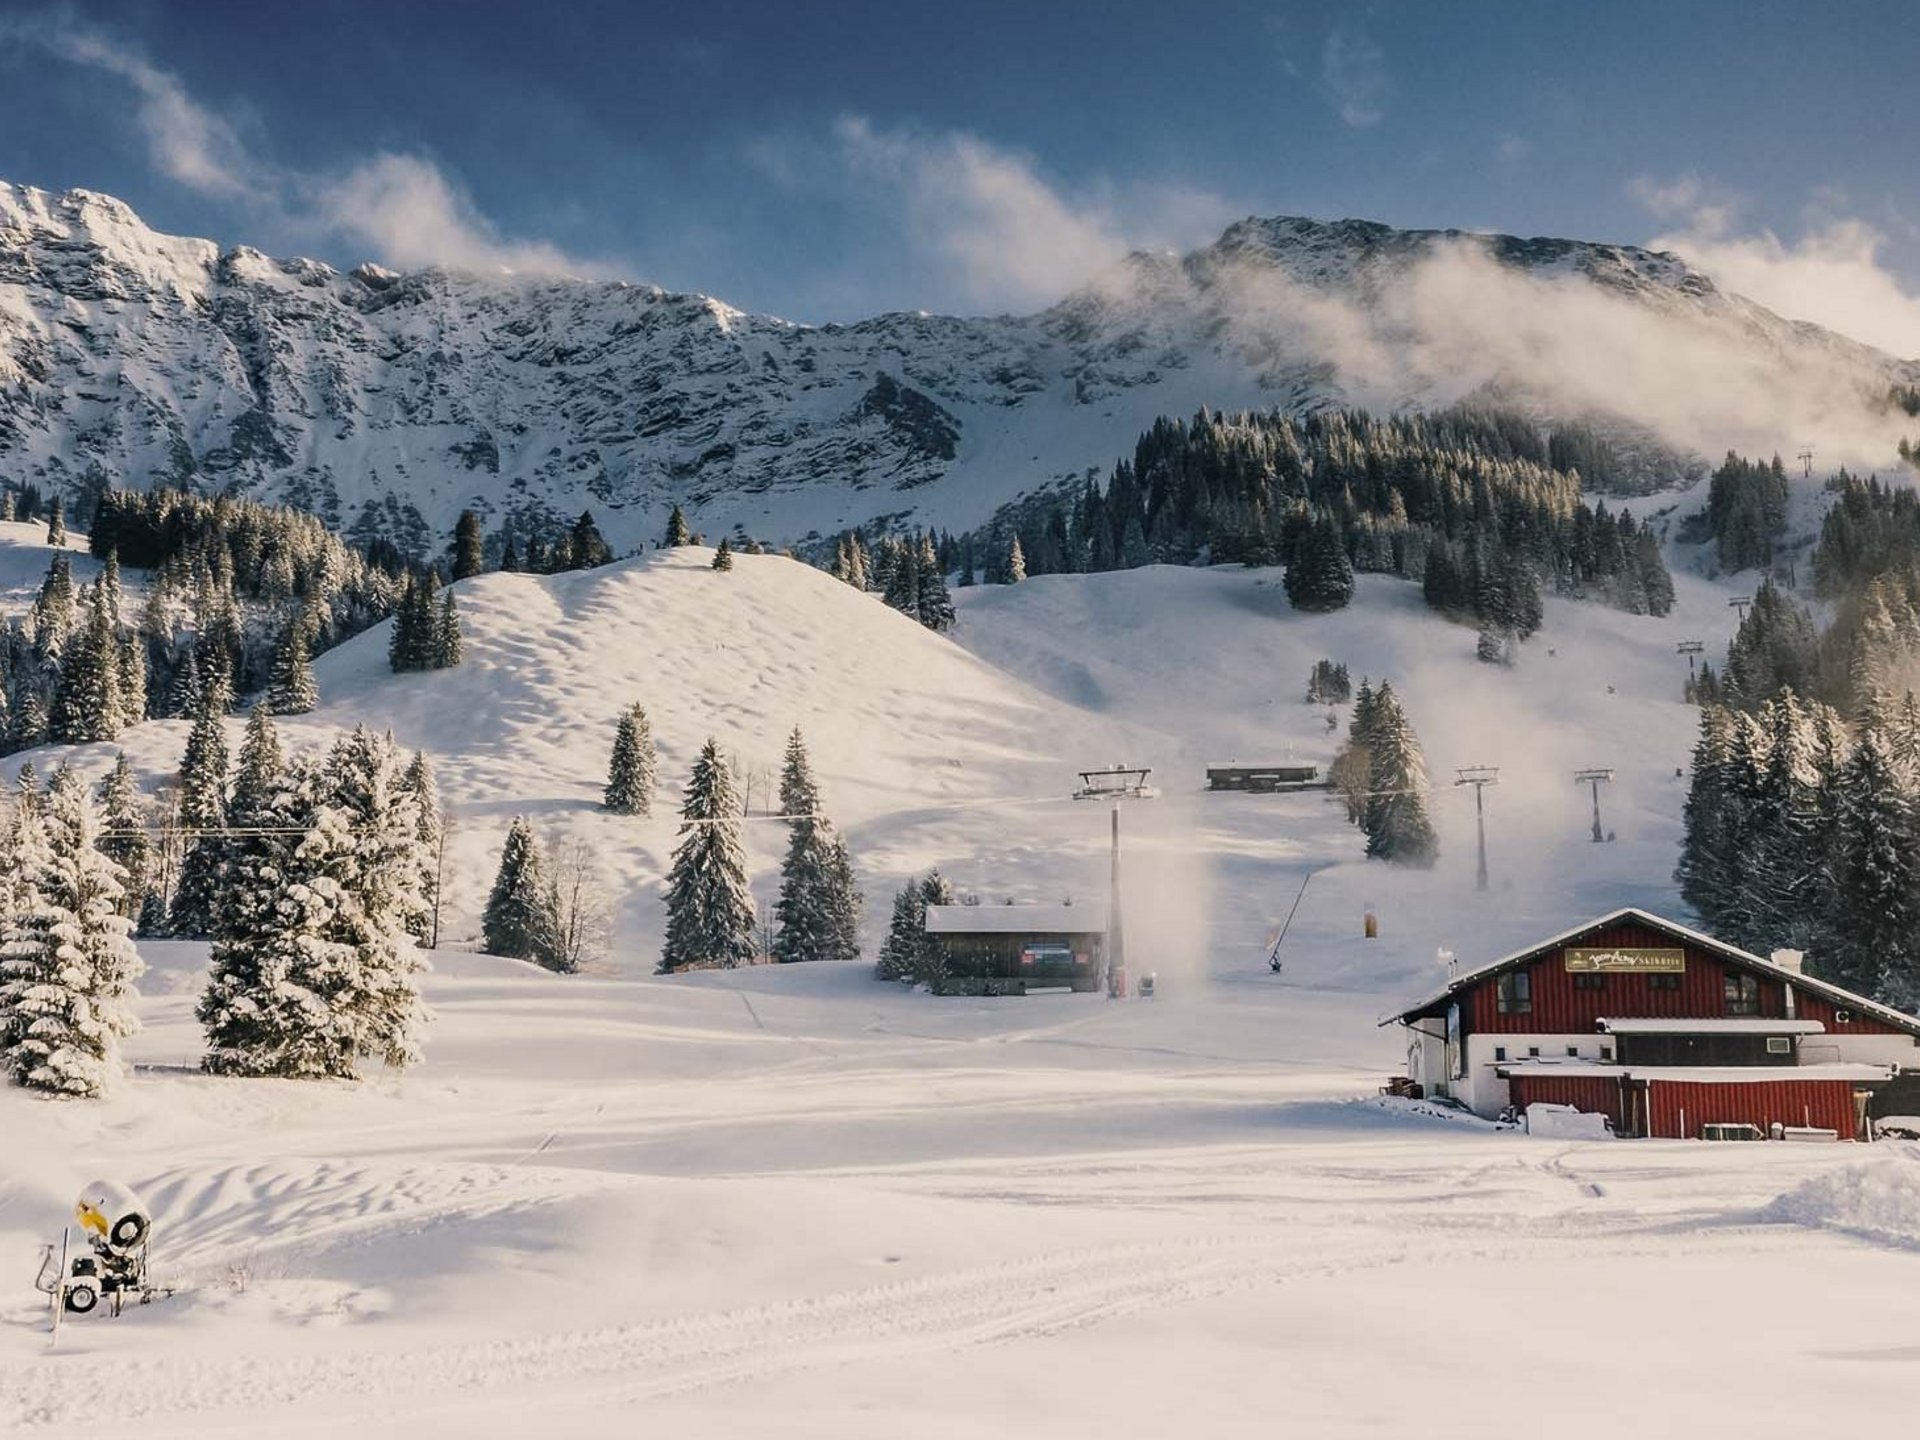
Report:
117,635,148,727
665,503,692,548
51,586,122,743
167,678,232,937
96,753,154,924
0,768,142,1097
660,738,756,972
46,496,65,548
604,703,656,816
712,538,734,571
265,622,318,714
1362,683,1438,866
483,816,557,964
434,590,463,667
1007,535,1027,583
772,729,861,964
452,510,486,580
874,871,950,982
915,534,955,632
1283,514,1355,612
400,750,442,944
570,510,613,569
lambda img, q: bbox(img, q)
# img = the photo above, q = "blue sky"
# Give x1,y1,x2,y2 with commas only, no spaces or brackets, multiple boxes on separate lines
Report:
2,0,1918,345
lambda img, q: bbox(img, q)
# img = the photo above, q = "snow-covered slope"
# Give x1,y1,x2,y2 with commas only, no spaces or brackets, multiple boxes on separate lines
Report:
7,526,1920,1438
3,183,1914,555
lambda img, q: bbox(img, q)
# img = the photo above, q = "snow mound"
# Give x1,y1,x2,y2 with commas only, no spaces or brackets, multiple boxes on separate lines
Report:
1762,1151,1920,1249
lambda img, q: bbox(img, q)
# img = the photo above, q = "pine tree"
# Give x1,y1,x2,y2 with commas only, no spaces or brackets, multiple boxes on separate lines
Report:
46,496,65,548
665,503,692,548
1828,721,1920,1002
96,754,154,926
265,622,318,714
1675,706,1739,921
604,703,656,816
167,678,232,937
771,729,862,964
874,871,951,982
452,510,486,580
434,590,462,667
51,586,123,743
712,538,734,571
570,510,613,569
915,534,955,632
1007,535,1027,584
1283,514,1355,612
660,738,756,972
1362,683,1438,866
0,768,142,1097
483,817,558,965
400,751,442,945
167,647,202,719
116,635,148,727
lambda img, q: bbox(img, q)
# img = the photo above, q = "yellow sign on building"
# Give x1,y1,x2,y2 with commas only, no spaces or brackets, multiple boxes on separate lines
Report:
1563,947,1686,973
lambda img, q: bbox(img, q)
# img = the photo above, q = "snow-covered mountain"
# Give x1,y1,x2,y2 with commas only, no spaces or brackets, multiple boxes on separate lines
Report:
3,182,1914,555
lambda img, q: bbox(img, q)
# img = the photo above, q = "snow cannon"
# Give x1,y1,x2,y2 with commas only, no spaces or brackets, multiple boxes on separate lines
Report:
35,1179,156,1324
75,1180,151,1257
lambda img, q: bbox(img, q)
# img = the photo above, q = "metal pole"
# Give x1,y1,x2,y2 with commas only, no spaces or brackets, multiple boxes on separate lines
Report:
1475,783,1489,891
1107,804,1126,989
1590,779,1603,844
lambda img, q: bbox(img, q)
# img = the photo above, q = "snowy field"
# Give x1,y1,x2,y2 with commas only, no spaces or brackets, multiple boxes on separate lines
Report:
4,525,1920,1437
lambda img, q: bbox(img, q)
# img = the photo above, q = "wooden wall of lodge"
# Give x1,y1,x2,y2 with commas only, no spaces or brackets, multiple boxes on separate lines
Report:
1513,1072,1864,1139
1463,920,1908,1037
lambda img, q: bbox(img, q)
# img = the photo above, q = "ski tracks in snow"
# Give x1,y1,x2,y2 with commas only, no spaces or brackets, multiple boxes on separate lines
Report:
3,1233,1423,1432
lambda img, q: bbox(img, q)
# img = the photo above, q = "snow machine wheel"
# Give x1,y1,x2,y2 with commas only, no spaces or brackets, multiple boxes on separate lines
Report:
64,1280,101,1315
109,1213,149,1250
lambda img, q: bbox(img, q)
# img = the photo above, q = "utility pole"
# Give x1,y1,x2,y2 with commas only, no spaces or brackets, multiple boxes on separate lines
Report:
1575,768,1615,844
1454,766,1499,891
1074,766,1155,996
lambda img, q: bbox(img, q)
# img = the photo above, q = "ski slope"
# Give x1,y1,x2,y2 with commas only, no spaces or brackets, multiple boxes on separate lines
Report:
3,528,1919,1439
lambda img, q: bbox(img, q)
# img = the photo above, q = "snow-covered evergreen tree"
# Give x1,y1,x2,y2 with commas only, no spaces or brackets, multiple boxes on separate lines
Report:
167,678,232,937
96,753,154,925
434,590,462,668
874,870,952,983
1006,535,1027,583
664,503,692,548
265,621,318,714
1362,683,1438,866
915,534,955,632
712,538,734,571
1284,513,1355,613
772,729,861,964
603,703,656,816
50,586,122,743
400,750,441,944
116,635,147,728
660,738,756,973
483,816,558,964
45,496,65,549
1828,720,1918,1002
0,768,142,1097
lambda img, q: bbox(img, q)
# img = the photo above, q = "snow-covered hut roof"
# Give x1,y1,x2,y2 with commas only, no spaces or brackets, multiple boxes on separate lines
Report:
1380,906,1920,1039
925,904,1108,935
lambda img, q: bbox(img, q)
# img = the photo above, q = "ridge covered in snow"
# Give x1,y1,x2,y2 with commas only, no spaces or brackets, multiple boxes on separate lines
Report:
2,181,1915,556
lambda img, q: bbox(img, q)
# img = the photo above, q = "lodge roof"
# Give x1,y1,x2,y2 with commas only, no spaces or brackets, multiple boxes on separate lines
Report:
924,903,1108,936
1379,906,1920,1040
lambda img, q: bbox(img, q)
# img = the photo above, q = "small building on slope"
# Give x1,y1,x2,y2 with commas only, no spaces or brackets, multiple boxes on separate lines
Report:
923,903,1107,996
1382,907,1920,1139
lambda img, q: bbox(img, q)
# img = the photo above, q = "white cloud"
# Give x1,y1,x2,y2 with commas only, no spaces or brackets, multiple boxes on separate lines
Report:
1644,201,1920,361
4,10,599,278
829,117,1238,313
1321,26,1388,128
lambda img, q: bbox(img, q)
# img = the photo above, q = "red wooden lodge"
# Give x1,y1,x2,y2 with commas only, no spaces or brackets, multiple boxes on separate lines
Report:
1383,908,1920,1140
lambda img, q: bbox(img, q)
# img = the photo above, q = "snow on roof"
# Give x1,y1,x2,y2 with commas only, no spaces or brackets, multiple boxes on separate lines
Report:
924,904,1107,935
1497,1060,1893,1084
1596,1018,1827,1035
1380,906,1920,1039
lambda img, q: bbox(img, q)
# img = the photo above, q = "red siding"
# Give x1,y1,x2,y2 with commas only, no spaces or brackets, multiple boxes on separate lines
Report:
1644,1078,1861,1139
1791,990,1907,1037
1510,1074,1628,1130
1461,920,1892,1034
1512,1072,1865,1139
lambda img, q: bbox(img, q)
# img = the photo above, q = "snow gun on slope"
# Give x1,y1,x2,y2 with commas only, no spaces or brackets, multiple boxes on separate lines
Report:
34,1180,159,1331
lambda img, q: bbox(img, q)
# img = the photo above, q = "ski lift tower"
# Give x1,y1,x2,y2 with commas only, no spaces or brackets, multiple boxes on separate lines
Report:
1676,640,1704,676
1454,766,1499,891
1074,766,1156,995
1728,595,1753,624
1574,768,1615,844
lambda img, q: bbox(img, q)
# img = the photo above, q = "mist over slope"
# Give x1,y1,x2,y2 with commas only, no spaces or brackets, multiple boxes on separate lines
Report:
3,182,1914,557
